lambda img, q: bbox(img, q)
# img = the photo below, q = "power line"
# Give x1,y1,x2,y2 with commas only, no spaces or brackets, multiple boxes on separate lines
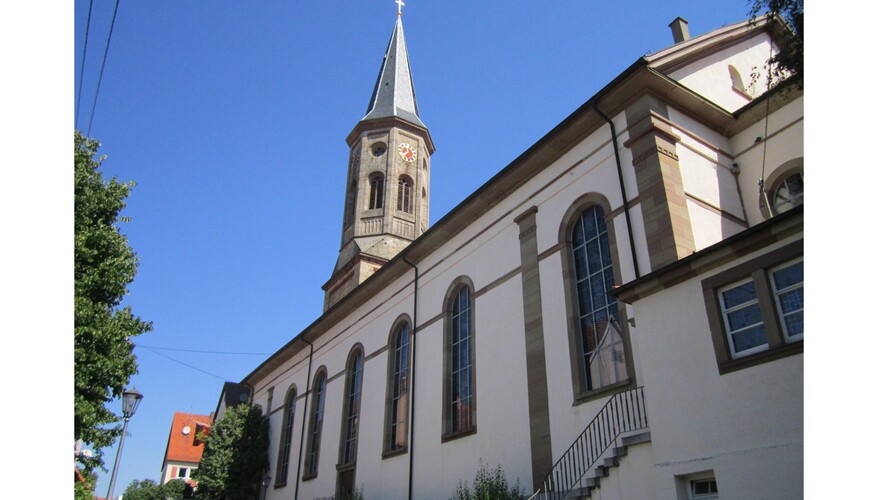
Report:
134,343,272,356
136,345,231,382
75,0,95,130
86,0,121,137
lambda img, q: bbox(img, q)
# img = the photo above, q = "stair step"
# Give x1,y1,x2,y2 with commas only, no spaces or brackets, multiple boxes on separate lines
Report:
585,476,601,489
603,456,619,468
569,486,591,499
613,446,628,457
594,465,610,477
621,430,651,447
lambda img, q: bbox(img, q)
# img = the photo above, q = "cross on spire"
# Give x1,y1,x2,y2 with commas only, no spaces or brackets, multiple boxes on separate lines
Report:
396,0,405,16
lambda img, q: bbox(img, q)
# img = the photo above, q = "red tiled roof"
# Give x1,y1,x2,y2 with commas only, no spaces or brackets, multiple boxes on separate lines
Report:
163,412,212,464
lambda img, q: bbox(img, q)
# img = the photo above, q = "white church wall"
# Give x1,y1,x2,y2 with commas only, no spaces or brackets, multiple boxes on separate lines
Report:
731,96,804,224
668,32,777,112
628,235,803,499
586,441,656,500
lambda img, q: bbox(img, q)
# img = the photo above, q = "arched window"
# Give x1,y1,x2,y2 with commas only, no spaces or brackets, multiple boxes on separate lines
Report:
337,348,363,498
772,172,803,214
275,386,297,486
345,181,357,224
369,173,384,209
340,348,364,466
385,320,410,453
568,204,629,394
303,369,326,479
443,280,475,437
397,175,413,213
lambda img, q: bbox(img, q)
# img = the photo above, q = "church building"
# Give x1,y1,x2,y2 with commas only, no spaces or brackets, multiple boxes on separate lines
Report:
224,7,803,500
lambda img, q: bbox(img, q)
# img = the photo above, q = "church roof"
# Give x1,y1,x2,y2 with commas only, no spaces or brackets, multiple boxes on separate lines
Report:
361,15,425,128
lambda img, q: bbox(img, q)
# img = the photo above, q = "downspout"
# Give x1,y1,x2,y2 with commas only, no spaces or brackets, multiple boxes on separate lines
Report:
594,100,641,279
293,337,314,500
401,254,419,500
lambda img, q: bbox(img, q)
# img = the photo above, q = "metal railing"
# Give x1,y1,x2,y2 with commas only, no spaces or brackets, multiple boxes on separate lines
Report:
531,386,648,500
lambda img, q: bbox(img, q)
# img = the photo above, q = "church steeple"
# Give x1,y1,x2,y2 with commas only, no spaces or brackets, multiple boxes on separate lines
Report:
362,15,425,129
323,9,435,311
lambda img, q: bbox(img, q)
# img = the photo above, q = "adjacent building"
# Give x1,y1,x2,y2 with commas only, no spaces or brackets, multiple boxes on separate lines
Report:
160,412,212,488
225,10,802,500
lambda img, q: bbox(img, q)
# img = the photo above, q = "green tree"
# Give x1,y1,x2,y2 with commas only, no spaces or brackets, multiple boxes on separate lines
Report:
194,403,270,500
120,478,192,500
750,0,803,88
163,478,196,499
74,132,151,484
121,479,165,500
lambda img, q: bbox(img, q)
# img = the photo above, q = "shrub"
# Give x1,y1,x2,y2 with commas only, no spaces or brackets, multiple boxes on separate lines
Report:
452,461,524,500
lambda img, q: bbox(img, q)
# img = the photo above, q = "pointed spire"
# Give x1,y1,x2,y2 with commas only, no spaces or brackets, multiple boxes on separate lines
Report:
362,15,425,128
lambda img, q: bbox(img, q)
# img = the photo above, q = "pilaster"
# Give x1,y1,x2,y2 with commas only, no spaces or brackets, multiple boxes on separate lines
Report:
624,95,696,270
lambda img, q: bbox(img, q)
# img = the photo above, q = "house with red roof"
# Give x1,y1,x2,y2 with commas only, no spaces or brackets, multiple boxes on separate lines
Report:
160,412,212,487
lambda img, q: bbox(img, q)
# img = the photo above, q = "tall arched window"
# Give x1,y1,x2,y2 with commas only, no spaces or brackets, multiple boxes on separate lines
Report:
570,205,628,393
340,348,364,466
443,280,475,438
275,386,297,486
369,173,384,209
345,181,357,224
397,175,413,213
385,321,410,453
337,348,363,498
303,369,326,479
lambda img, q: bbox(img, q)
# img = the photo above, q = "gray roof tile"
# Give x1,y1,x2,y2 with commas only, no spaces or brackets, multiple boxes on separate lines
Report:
362,16,425,128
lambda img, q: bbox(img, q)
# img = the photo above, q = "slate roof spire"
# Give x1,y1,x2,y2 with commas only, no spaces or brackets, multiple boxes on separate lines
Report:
362,13,425,128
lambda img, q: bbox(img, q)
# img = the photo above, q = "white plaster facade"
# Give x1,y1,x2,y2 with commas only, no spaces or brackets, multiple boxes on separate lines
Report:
230,14,803,500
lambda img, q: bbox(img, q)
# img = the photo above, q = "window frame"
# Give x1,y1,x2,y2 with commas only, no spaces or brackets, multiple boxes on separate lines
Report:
397,175,414,213
369,173,385,210
338,346,364,469
302,367,327,481
274,385,297,488
383,316,411,457
702,240,803,374
558,194,635,404
760,157,803,220
441,277,477,441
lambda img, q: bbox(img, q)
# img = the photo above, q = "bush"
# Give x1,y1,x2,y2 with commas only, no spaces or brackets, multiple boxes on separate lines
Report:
452,461,524,500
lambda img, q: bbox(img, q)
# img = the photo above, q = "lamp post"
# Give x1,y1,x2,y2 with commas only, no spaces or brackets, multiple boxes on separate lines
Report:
105,387,143,500
261,472,272,500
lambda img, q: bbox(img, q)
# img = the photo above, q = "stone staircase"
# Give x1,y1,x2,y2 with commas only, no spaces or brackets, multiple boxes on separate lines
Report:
567,430,651,499
529,387,649,500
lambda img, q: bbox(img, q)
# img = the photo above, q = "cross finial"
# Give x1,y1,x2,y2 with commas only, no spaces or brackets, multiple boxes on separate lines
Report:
396,0,405,16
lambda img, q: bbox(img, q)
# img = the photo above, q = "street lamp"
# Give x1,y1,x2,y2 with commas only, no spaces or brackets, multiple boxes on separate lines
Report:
105,387,143,500
261,472,272,500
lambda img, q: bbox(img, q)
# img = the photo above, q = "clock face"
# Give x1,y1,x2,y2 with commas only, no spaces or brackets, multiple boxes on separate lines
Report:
398,143,417,162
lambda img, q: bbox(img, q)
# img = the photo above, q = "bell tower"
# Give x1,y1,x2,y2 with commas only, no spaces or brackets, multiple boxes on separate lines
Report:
323,9,434,311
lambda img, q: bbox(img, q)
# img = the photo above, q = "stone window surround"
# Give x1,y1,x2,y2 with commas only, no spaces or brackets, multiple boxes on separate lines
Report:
441,276,478,442
759,157,804,220
701,239,803,375
557,192,636,405
383,314,412,458
274,385,298,488
302,366,328,481
338,344,365,469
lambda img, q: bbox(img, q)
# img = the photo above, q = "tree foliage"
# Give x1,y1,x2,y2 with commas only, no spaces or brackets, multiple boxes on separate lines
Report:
121,478,192,500
194,403,270,500
750,0,803,87
451,461,524,500
74,131,151,481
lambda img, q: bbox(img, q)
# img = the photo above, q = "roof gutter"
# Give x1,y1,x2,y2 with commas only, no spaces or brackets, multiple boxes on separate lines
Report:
594,99,641,279
401,253,419,500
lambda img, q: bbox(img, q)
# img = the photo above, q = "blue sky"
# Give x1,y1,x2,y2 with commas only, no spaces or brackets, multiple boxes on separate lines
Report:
17,0,846,497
